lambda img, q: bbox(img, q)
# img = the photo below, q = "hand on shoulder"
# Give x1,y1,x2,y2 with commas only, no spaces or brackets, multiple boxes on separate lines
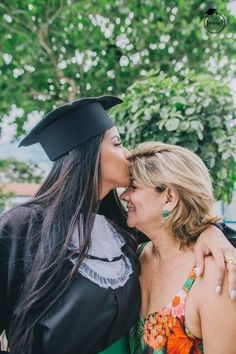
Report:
195,256,236,353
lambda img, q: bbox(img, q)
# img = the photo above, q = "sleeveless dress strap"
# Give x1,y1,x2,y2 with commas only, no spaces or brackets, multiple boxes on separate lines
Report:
183,266,197,293
137,242,149,257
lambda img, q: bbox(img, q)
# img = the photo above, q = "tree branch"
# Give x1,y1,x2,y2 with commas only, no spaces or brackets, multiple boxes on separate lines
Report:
37,1,77,101
1,22,26,36
48,0,65,25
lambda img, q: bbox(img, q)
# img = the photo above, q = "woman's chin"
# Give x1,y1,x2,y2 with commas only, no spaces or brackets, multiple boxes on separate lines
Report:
127,217,136,228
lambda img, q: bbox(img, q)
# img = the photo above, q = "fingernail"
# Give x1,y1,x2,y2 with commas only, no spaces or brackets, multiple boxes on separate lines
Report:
230,289,236,300
196,266,202,276
216,285,222,294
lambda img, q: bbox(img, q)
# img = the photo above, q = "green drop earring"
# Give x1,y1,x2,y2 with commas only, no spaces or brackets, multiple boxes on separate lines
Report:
162,208,171,220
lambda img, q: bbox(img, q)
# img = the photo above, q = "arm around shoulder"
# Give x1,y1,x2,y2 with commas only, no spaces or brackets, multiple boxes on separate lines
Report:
197,258,236,354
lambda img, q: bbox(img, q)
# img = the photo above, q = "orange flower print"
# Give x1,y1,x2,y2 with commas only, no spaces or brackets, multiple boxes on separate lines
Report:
161,306,171,316
167,318,194,353
169,290,187,318
143,311,175,350
189,268,197,279
132,267,203,354
172,296,181,307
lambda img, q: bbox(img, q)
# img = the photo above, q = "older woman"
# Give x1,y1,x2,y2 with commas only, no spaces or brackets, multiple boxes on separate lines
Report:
121,142,236,354
0,98,235,354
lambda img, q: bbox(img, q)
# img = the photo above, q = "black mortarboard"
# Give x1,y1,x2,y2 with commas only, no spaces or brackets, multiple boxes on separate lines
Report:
205,8,216,15
19,95,122,161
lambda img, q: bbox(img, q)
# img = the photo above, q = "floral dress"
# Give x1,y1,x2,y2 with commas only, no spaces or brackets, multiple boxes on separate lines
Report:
129,248,203,354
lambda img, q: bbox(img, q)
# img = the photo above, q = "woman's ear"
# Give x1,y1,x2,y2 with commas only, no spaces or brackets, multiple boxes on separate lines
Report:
163,186,179,210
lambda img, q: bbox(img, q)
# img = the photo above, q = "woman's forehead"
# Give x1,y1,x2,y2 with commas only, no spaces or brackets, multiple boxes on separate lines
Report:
105,126,120,139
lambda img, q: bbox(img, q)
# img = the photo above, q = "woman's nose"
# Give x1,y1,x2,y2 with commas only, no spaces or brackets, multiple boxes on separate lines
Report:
120,188,130,202
122,146,132,159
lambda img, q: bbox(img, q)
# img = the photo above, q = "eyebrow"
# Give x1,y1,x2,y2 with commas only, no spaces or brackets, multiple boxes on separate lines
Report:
111,135,121,141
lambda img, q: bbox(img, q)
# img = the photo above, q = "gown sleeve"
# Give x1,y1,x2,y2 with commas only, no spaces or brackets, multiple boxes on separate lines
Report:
37,261,140,354
0,209,15,337
0,206,37,338
0,208,23,354
215,222,236,247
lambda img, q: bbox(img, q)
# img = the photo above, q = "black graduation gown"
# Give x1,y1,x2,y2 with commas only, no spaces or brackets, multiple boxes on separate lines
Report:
0,206,235,354
0,206,141,354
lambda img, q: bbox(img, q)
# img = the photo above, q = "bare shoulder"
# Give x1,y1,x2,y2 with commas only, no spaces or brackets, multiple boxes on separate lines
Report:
193,255,236,329
195,257,236,352
196,256,232,304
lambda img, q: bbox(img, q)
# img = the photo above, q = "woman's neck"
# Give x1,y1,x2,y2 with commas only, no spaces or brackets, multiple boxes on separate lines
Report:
141,224,192,262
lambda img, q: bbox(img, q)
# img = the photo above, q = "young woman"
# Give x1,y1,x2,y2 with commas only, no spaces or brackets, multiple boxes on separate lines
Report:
0,97,235,354
121,142,236,353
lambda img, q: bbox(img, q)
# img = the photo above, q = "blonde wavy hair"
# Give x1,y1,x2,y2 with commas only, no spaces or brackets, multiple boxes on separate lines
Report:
129,142,220,245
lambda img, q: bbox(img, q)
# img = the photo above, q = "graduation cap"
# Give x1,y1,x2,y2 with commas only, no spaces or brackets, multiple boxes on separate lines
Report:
19,95,123,161
205,8,217,15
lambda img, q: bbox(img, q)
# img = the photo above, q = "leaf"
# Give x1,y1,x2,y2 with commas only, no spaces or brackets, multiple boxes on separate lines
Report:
197,130,203,140
190,121,204,131
173,96,188,105
160,106,170,119
165,118,180,131
143,115,152,121
131,103,140,113
208,157,215,168
217,168,227,179
180,121,190,131
144,97,154,104
157,120,166,130
185,107,195,115
202,98,211,107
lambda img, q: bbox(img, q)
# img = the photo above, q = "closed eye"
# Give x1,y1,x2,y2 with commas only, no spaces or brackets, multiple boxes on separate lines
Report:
130,185,137,190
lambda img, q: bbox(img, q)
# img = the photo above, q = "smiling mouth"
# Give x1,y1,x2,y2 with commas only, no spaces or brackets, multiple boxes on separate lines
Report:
127,206,136,212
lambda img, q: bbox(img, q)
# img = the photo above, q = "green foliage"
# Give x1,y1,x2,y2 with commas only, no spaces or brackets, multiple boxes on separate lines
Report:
0,158,44,211
112,70,236,203
0,187,14,212
0,158,44,183
0,0,236,203
0,0,236,137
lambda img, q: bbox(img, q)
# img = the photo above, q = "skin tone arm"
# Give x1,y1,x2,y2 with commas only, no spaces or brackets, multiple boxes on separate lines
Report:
194,225,236,300
196,257,236,354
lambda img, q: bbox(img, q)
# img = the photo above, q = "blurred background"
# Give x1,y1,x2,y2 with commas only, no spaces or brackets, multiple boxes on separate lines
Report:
0,0,235,228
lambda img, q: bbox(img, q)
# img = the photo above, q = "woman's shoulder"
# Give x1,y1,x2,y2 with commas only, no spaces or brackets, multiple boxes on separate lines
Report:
195,256,217,292
196,256,235,307
0,204,42,233
192,257,236,351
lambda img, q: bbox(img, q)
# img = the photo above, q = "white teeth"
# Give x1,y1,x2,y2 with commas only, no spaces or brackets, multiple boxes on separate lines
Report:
128,207,135,211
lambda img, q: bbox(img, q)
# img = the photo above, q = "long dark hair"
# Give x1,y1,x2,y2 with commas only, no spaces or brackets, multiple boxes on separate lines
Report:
9,132,137,354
